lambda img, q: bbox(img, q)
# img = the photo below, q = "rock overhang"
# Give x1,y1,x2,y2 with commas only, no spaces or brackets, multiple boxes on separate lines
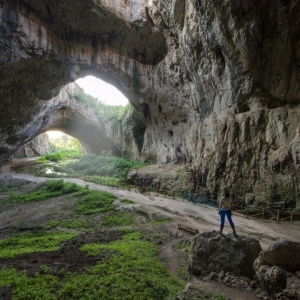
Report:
1,0,300,207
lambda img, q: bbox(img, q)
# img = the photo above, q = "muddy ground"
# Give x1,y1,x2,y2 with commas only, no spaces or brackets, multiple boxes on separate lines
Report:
1,160,300,300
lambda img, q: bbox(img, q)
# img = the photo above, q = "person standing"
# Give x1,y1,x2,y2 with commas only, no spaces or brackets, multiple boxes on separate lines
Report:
218,187,237,236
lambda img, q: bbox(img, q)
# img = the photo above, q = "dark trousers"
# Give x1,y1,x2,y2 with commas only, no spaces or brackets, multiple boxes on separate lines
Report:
220,210,234,227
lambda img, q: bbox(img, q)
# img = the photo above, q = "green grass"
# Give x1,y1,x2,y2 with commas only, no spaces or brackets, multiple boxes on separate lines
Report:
75,189,117,215
0,233,184,300
0,180,82,206
77,175,122,187
0,231,77,259
38,149,83,163
47,219,90,230
77,233,184,299
100,211,134,227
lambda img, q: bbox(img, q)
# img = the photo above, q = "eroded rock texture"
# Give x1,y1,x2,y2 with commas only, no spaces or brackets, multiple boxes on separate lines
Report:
187,231,262,278
254,240,300,297
12,133,50,158
1,0,300,205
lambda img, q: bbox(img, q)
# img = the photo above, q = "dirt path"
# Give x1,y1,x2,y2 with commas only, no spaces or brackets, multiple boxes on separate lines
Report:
1,170,300,248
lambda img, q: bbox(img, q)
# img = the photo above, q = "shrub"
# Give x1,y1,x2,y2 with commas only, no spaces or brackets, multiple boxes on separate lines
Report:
75,189,117,215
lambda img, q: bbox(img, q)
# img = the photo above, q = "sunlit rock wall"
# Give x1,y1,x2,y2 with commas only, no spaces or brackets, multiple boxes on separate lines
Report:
12,133,50,158
1,0,300,205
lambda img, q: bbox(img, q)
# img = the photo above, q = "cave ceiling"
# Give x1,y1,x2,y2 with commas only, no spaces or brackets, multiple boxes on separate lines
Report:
1,0,300,205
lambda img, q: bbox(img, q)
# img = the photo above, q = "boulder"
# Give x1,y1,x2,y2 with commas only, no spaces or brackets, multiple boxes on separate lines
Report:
254,240,300,272
187,231,262,278
254,240,300,297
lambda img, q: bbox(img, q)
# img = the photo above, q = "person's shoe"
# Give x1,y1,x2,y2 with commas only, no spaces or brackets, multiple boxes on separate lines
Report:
233,231,238,237
217,231,223,235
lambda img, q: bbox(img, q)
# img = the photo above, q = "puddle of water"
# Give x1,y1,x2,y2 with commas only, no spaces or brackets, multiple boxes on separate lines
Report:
45,168,66,176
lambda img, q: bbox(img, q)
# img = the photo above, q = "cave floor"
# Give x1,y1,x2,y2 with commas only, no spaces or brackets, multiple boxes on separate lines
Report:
1,162,300,300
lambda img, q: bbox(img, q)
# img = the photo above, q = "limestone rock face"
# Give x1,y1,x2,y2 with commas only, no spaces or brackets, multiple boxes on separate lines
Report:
187,231,262,278
12,133,50,158
1,0,300,206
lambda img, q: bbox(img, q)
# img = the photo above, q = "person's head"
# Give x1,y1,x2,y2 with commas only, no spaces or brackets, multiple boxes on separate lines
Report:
223,187,230,197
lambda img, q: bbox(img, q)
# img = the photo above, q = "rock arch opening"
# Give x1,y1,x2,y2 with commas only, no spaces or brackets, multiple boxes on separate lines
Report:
75,76,129,107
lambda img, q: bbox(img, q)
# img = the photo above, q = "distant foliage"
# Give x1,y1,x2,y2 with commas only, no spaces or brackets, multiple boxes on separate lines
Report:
48,136,82,153
56,152,145,180
71,89,130,122
38,149,83,162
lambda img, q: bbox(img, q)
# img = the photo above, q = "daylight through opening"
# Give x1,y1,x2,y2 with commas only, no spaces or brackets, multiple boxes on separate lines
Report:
75,76,129,106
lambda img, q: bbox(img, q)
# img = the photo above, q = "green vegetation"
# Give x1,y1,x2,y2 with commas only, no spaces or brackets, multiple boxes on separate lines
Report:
38,149,83,163
100,211,134,227
53,152,145,180
77,233,184,299
0,180,82,206
0,233,183,300
75,189,117,215
0,178,231,300
0,231,77,259
47,219,90,230
48,135,82,154
71,89,130,122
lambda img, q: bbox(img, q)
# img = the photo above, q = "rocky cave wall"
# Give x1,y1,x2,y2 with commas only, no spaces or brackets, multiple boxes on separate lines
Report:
12,132,50,158
1,0,300,206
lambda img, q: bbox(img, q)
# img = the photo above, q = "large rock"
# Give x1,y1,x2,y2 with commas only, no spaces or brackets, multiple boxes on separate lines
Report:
254,240,300,272
254,240,300,297
187,231,262,278
12,133,50,158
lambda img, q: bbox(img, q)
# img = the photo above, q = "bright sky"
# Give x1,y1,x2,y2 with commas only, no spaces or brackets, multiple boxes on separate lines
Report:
76,76,128,106
47,131,64,138
47,76,128,138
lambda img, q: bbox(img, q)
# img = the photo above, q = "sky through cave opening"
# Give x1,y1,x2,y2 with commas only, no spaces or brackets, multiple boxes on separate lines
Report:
75,76,129,106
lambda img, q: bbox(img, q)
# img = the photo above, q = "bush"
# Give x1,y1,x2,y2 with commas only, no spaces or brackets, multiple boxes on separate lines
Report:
39,150,83,162
75,189,117,215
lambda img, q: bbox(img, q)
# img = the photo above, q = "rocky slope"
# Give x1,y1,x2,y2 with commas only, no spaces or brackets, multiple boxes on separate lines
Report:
1,0,300,206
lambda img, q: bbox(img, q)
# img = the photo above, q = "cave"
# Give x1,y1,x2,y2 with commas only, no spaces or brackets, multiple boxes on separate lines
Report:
1,0,300,205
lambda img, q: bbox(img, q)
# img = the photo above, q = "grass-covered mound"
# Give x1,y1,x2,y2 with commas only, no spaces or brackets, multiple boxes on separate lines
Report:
0,180,82,206
53,152,145,180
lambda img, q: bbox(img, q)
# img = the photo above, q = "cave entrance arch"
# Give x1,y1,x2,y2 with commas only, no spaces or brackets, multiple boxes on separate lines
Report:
12,131,85,159
46,131,85,154
0,0,167,165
